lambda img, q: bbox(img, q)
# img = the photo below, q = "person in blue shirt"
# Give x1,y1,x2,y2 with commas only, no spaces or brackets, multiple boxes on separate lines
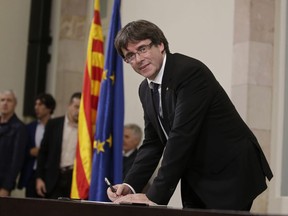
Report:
18,93,56,197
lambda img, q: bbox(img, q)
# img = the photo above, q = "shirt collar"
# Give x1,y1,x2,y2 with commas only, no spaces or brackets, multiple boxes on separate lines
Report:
123,148,137,157
147,54,167,89
37,119,45,126
65,114,77,128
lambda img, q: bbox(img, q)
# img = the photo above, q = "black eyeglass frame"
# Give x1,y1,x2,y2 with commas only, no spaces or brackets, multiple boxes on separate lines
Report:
123,42,154,63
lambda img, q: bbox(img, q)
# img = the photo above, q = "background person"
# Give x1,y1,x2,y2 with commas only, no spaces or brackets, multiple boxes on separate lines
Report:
123,123,142,179
18,93,56,197
0,90,28,197
36,92,81,199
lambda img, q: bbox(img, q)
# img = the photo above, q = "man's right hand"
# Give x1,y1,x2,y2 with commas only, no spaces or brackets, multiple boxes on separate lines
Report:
0,188,10,197
36,178,46,197
30,147,39,157
107,184,133,202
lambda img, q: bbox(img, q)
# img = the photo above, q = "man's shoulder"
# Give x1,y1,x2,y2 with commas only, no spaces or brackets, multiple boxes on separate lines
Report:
139,79,148,87
9,114,26,127
168,53,204,66
25,121,37,133
47,116,65,125
27,120,38,127
51,116,65,121
166,53,213,80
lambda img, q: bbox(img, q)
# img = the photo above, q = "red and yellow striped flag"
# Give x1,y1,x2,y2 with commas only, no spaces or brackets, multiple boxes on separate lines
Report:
71,0,104,199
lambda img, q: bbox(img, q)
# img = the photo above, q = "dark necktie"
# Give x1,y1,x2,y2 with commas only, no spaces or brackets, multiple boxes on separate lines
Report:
151,82,160,116
151,82,170,134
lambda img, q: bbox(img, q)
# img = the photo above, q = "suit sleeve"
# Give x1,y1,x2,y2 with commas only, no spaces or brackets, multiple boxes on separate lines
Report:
2,124,28,191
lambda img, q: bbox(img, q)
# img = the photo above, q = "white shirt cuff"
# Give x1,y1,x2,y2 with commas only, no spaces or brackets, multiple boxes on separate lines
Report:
123,183,136,194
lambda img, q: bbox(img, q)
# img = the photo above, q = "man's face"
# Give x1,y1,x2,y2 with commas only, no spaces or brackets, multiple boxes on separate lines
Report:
34,99,51,120
123,128,140,153
0,92,16,117
67,97,80,124
122,39,165,80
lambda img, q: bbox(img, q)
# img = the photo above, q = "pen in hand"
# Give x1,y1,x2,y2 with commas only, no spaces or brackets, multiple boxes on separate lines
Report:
105,177,117,193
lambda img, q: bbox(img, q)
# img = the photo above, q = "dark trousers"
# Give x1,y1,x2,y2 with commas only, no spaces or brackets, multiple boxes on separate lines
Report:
47,169,73,199
25,170,41,198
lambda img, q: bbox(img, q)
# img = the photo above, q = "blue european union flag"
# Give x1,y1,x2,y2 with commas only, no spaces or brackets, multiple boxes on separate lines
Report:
89,0,124,201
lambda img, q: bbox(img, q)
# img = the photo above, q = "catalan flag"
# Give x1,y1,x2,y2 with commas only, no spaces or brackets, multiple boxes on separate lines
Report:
89,0,124,201
71,0,104,199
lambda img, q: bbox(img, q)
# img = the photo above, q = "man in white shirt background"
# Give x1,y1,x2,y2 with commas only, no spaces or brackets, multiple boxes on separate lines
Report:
35,92,81,199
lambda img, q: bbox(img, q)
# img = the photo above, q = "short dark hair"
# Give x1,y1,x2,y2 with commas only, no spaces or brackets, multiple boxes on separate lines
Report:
35,93,56,114
114,20,170,59
69,92,81,104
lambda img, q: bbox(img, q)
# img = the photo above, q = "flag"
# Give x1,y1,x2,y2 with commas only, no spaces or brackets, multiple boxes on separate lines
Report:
71,0,104,199
89,0,124,201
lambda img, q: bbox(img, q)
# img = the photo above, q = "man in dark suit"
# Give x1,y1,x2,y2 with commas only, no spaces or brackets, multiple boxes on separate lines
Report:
122,124,142,179
0,90,28,197
107,20,273,211
18,93,56,197
36,92,81,199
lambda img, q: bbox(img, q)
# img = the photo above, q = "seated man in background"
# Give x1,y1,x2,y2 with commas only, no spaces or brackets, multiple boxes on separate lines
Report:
0,90,28,197
123,123,142,179
36,92,81,199
18,93,56,197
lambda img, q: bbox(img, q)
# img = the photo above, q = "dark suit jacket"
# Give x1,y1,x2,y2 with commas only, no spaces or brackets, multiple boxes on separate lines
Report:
18,121,38,189
0,114,28,191
124,53,273,210
123,149,138,180
36,116,64,195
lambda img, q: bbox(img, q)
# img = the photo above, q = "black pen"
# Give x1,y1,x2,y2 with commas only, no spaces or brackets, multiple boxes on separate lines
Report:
104,177,117,193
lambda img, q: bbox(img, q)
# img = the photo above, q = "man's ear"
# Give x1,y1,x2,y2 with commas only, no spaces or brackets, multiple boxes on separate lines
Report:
159,42,165,53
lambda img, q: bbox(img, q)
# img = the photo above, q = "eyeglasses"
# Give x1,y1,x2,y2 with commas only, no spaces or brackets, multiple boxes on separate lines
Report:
124,42,154,63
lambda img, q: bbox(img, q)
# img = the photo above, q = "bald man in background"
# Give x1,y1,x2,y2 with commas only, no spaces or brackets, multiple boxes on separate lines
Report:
0,90,28,196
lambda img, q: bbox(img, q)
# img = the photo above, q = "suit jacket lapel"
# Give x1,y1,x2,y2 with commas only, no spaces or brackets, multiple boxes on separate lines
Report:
160,53,175,131
147,86,159,125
